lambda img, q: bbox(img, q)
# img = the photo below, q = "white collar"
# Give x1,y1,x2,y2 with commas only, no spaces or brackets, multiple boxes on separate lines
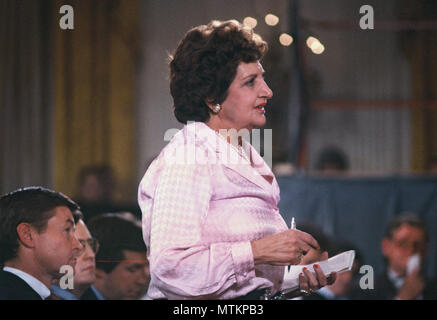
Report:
3,267,51,299
387,268,404,290
387,267,424,300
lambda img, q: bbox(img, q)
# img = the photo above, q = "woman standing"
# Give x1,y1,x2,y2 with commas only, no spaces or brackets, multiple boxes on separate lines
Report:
138,20,335,299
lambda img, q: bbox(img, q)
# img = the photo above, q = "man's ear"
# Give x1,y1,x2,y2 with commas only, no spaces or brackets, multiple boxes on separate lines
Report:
381,238,391,258
16,222,36,248
205,99,215,112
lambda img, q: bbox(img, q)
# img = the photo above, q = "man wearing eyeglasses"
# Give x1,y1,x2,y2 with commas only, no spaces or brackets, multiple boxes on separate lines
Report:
87,213,149,300
51,219,103,300
351,214,437,300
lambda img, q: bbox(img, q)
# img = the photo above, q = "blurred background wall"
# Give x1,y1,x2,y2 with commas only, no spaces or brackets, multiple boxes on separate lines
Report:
2,0,436,201
1,0,140,204
1,0,54,194
302,0,412,173
53,0,139,203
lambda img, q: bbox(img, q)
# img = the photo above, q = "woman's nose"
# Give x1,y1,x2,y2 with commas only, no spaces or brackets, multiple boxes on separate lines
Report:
261,80,273,99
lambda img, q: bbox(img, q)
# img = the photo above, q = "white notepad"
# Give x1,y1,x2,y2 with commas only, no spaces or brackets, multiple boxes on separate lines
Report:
281,250,356,294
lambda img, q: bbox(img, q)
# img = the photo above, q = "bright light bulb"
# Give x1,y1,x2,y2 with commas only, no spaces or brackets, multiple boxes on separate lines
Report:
265,13,279,26
306,36,325,54
306,36,319,48
279,33,293,46
311,43,325,54
243,17,257,29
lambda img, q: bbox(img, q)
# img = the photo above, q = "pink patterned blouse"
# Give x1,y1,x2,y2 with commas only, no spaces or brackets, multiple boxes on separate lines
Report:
138,122,287,299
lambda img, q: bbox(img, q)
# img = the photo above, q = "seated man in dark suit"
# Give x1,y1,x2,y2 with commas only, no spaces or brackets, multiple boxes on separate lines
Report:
351,214,437,300
87,213,150,300
50,219,102,300
0,187,82,300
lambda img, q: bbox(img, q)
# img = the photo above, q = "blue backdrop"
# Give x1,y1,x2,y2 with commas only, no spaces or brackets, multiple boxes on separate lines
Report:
277,174,437,278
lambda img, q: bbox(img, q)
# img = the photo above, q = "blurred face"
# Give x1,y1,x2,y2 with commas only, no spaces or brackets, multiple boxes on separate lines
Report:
73,220,96,288
33,206,82,279
210,61,273,131
382,224,427,276
100,250,150,300
80,174,103,202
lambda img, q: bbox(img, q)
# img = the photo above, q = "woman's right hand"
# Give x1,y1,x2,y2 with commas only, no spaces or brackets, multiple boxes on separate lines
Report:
250,229,320,266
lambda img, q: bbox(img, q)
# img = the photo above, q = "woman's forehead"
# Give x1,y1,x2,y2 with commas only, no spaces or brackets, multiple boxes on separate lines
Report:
235,61,264,78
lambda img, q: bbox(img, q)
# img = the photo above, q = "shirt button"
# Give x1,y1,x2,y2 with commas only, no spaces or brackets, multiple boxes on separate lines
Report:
243,272,247,277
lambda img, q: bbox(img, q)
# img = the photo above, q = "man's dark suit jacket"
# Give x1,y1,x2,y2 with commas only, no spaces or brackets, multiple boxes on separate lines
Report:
350,271,437,300
0,270,43,300
80,286,100,300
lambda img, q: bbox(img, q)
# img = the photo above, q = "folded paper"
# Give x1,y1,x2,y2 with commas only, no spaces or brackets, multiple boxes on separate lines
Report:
281,250,356,294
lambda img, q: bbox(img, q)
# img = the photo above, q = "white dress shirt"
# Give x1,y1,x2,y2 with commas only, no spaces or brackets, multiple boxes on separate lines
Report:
388,268,423,300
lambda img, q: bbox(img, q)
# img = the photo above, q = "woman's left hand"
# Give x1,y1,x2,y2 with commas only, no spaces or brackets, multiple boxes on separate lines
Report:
298,264,336,296
283,265,337,299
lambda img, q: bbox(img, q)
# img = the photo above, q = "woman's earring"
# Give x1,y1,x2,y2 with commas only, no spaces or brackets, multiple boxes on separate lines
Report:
213,104,221,113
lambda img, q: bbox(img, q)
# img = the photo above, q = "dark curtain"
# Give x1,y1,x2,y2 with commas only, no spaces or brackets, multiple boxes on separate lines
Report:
0,0,54,194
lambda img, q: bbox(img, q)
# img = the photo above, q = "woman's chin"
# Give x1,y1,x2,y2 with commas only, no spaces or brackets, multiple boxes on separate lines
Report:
253,118,266,129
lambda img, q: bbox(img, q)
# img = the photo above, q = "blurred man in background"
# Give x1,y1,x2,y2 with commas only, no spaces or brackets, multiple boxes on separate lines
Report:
75,165,141,221
87,213,149,299
352,214,437,300
76,165,115,206
315,146,349,175
51,219,102,299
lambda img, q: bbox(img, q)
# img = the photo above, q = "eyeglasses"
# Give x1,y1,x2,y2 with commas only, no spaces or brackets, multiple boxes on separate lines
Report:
78,238,100,255
392,239,425,252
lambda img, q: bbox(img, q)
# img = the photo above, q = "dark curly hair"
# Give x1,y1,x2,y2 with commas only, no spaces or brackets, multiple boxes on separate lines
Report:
0,187,82,267
384,213,428,243
169,20,268,124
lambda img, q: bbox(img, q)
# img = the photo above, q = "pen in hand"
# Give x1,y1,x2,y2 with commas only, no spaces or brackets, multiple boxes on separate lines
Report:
290,216,319,251
289,217,298,271
291,217,296,230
